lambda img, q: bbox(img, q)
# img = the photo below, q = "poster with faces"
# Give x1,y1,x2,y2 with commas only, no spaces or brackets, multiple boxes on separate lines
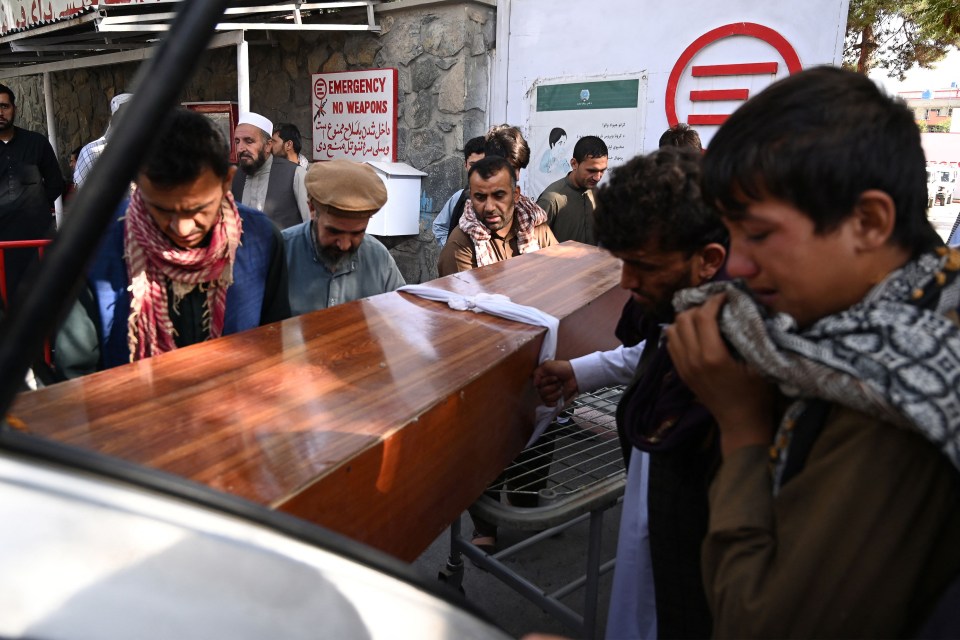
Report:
526,76,646,198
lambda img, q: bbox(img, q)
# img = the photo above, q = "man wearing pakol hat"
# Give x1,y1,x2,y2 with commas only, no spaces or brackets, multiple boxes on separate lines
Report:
54,108,290,378
73,91,133,189
282,159,404,314
231,111,309,230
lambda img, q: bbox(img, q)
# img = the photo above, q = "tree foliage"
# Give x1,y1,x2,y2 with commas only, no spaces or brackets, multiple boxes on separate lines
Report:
845,0,960,78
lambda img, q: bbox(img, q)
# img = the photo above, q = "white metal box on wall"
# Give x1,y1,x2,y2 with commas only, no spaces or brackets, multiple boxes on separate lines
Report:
365,161,427,236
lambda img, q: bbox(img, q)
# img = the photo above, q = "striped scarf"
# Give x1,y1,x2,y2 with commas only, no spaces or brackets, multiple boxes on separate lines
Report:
123,188,242,362
458,193,547,267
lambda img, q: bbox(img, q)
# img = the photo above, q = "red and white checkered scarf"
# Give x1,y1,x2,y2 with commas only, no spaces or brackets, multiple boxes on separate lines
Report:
458,193,547,267
123,188,242,362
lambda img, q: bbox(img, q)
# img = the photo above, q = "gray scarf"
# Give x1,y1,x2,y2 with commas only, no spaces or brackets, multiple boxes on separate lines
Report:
673,248,960,489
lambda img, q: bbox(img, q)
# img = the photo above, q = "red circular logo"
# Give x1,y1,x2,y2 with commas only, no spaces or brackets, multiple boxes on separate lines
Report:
314,78,327,101
665,23,802,128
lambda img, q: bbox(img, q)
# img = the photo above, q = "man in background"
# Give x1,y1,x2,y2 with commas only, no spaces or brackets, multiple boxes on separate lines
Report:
0,82,64,305
73,92,133,189
432,135,485,248
536,135,608,245
271,122,310,169
232,111,309,229
437,151,557,553
658,122,702,150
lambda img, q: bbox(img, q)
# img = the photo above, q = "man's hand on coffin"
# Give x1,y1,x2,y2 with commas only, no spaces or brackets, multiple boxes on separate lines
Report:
533,359,578,406
665,293,777,458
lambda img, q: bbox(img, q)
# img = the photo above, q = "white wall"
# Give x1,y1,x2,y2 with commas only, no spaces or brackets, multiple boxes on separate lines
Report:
493,0,849,193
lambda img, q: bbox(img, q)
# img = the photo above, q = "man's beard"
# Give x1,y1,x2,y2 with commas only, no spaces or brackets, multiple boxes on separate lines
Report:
238,147,268,175
641,265,695,322
0,114,14,132
319,243,359,272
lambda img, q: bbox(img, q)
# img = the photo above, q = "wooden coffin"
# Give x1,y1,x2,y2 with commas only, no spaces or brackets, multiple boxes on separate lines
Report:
10,241,627,561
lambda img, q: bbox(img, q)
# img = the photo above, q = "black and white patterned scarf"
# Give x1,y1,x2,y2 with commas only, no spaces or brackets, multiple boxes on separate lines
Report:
673,247,960,489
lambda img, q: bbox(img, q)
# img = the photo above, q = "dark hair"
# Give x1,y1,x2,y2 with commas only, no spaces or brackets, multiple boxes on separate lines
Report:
70,146,82,158
703,66,936,252
0,83,15,105
594,146,726,254
659,123,702,151
273,122,302,154
140,108,231,187
464,135,486,160
484,125,530,171
468,155,517,187
573,135,608,162
548,127,567,147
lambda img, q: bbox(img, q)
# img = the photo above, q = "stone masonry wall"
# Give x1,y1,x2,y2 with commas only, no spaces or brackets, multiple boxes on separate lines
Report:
4,1,495,284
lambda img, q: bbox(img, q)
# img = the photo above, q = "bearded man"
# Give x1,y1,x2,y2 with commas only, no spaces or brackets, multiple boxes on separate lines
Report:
54,108,290,378
437,154,556,276
281,159,404,315
534,147,727,639
0,82,64,305
231,111,309,230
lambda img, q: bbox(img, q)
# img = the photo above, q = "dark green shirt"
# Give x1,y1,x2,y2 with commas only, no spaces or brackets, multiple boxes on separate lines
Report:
536,173,597,245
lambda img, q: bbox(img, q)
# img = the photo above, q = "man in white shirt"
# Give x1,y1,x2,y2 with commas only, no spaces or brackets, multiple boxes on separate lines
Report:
73,92,133,189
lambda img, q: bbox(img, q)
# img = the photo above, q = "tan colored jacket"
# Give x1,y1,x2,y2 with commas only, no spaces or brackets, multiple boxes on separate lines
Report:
437,222,557,276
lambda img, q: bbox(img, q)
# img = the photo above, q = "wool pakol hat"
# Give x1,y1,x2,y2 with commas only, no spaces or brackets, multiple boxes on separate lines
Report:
237,111,274,136
305,160,387,218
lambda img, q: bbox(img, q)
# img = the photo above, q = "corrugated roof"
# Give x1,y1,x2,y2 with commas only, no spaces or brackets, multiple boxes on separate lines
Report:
0,1,380,76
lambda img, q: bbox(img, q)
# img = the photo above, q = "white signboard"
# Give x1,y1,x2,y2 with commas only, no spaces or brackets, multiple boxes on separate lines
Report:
311,68,397,162
528,76,646,200
495,0,849,193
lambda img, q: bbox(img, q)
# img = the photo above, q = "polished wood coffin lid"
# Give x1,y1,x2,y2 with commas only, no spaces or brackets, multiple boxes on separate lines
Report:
11,241,626,560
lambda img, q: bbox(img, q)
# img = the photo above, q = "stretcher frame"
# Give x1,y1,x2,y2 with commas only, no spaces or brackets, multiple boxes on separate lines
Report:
442,386,626,639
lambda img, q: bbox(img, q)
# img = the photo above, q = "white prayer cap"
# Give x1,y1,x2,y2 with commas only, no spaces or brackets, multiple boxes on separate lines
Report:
237,111,274,136
110,93,133,115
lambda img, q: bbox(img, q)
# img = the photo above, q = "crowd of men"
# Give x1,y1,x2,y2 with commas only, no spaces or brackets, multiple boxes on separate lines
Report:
4,64,960,638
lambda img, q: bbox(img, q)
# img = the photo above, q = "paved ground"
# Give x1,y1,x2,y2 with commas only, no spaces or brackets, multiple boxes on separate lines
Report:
410,391,626,639
411,509,621,639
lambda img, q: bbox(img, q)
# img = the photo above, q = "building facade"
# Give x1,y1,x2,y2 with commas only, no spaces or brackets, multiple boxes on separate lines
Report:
3,0,496,284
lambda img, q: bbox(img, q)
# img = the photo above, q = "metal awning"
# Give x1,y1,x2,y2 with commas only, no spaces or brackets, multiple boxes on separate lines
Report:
0,1,381,77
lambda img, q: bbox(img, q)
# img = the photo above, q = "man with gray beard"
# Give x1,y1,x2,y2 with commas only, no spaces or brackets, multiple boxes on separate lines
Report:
231,111,309,230
282,159,404,314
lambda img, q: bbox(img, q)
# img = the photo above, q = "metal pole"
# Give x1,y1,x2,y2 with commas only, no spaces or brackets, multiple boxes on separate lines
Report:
237,33,250,112
582,509,604,640
0,1,231,417
42,71,62,227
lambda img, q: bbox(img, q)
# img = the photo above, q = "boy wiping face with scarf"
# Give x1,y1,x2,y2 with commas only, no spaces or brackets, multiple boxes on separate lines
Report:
666,66,960,637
